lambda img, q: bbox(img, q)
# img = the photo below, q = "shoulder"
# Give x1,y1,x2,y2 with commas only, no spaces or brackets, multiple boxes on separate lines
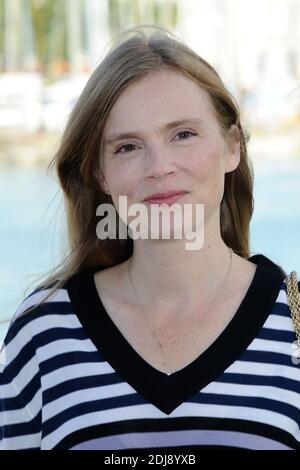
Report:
0,285,74,372
270,273,300,317
264,274,300,350
6,284,72,333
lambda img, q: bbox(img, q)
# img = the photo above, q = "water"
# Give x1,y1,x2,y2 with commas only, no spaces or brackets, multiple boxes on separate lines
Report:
250,157,300,271
0,165,66,343
1,159,300,344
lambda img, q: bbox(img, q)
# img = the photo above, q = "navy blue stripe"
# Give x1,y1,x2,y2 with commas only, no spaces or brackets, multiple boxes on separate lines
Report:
33,327,89,348
43,373,121,404
278,281,287,291
270,302,293,317
2,410,41,438
43,388,300,439
217,372,300,393
257,328,296,342
5,302,74,344
53,416,300,450
2,372,40,410
40,351,105,376
3,341,36,382
239,349,296,366
43,394,147,437
1,272,298,449
190,393,300,423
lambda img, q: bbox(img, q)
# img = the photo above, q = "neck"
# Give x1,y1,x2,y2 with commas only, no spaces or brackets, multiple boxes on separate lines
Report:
124,233,235,317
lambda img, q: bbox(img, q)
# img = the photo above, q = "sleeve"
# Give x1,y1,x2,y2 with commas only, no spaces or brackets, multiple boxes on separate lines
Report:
0,306,42,450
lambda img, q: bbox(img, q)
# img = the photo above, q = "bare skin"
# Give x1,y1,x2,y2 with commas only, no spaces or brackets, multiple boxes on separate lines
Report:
94,255,257,375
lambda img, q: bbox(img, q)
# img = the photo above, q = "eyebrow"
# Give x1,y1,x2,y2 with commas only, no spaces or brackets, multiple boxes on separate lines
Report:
103,118,205,146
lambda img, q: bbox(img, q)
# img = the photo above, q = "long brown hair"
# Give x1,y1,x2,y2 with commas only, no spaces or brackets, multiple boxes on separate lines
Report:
16,24,254,314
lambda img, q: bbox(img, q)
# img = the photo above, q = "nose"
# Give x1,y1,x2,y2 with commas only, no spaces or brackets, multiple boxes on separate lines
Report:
144,143,177,179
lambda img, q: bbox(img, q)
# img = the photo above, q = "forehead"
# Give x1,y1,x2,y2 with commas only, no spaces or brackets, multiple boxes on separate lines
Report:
102,70,216,132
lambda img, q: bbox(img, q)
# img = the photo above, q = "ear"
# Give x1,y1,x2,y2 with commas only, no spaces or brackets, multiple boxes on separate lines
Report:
224,124,241,173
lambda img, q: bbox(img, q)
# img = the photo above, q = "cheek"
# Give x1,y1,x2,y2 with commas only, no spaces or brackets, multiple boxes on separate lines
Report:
190,145,223,180
105,163,134,195
191,148,225,199
210,166,224,196
104,165,141,224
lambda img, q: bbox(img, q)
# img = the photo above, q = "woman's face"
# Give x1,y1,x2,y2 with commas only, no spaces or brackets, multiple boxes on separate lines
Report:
100,68,240,238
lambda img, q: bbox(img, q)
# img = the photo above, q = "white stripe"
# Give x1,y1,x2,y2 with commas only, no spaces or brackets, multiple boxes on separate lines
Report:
172,402,300,441
43,401,300,449
24,313,81,337
276,289,289,304
277,278,300,304
42,404,164,449
43,376,300,424
0,325,33,368
2,313,81,367
0,389,41,425
1,355,40,398
1,285,299,450
248,338,297,357
42,362,115,389
202,381,300,409
14,288,70,319
38,338,96,362
44,382,136,420
226,360,300,381
0,346,7,367
261,314,295,332
1,432,41,450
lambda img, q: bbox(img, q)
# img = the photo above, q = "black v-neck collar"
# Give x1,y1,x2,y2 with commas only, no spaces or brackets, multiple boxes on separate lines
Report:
65,254,286,415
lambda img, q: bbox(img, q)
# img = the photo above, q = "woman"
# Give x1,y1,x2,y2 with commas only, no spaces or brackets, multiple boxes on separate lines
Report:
1,25,299,451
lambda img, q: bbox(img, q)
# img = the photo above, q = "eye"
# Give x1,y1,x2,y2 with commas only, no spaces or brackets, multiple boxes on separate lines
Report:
175,130,197,140
114,143,138,154
113,130,197,154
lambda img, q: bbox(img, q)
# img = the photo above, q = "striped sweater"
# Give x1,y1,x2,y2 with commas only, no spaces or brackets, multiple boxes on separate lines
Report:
0,254,299,450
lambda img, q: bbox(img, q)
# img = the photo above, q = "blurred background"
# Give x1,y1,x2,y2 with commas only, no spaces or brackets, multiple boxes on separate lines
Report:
1,0,300,344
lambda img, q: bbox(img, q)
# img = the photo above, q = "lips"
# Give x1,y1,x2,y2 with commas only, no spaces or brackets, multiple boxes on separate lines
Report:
143,190,188,204
144,190,188,201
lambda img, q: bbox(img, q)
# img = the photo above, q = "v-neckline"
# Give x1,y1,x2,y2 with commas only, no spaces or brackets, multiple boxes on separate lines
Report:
65,254,286,415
